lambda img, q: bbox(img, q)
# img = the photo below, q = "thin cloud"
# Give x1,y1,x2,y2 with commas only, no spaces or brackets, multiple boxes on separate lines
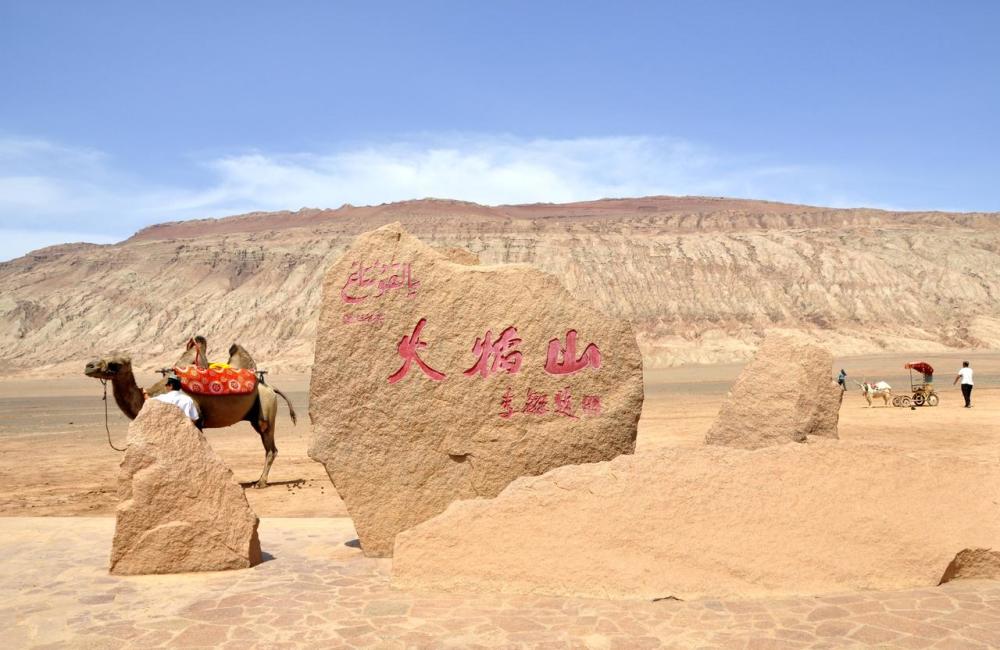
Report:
0,228,117,263
0,133,881,261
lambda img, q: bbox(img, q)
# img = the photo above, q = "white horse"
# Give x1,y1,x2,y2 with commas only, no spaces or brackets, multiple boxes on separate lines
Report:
858,380,892,407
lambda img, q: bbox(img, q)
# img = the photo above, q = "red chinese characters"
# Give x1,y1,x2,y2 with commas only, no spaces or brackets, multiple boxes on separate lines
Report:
387,318,446,384
522,389,548,415
553,388,577,419
497,386,602,419
499,387,515,419
582,394,602,416
341,261,419,304
343,312,385,326
463,326,523,378
544,330,602,375
384,322,604,388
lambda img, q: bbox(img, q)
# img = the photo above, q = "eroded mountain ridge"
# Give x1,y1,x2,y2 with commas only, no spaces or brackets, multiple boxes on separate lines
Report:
2,196,998,374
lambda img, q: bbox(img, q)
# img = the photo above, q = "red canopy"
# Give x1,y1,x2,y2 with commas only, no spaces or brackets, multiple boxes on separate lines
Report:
904,362,935,375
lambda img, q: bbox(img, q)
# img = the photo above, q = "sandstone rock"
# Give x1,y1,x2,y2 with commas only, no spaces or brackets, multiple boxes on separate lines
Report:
110,401,262,574
309,222,643,556
393,441,1000,600
705,333,842,448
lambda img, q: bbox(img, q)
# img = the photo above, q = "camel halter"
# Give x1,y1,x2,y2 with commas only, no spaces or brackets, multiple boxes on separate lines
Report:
100,378,127,452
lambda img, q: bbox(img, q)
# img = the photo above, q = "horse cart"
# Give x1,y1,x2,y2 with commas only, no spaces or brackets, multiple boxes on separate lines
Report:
892,361,940,407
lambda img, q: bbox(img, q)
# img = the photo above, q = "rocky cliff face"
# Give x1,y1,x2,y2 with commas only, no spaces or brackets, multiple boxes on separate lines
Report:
2,196,999,374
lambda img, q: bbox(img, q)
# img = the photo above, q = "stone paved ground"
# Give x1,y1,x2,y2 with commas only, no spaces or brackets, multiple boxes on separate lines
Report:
3,518,999,649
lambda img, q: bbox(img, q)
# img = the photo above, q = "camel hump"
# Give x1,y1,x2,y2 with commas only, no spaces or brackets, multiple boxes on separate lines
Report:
227,343,257,370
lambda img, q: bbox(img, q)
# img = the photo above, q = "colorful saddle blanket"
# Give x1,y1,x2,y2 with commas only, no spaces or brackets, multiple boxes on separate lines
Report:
174,365,258,396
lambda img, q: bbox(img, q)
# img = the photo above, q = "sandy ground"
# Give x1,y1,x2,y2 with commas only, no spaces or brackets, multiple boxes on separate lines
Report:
6,517,1000,648
1,352,998,517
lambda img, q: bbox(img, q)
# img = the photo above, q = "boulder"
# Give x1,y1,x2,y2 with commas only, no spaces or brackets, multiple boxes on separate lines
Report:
309,223,643,556
393,440,1000,600
110,401,262,575
705,333,841,448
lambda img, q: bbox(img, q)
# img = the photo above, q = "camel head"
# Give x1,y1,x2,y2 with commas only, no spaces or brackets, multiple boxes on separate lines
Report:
84,353,133,380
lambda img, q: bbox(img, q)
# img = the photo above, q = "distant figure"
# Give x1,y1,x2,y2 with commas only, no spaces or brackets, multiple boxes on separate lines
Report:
146,371,202,428
837,369,847,392
953,361,974,408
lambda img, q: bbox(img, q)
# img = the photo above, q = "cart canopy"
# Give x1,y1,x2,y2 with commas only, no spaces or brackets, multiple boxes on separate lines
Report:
904,362,935,375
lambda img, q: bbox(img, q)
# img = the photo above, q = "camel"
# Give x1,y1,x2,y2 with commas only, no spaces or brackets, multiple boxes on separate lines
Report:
143,336,209,398
84,339,296,488
857,380,892,408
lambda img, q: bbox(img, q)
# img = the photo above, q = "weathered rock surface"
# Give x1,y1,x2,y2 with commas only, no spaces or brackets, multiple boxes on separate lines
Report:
705,333,842,448
393,441,1000,600
110,401,262,575
309,222,643,556
5,197,1000,377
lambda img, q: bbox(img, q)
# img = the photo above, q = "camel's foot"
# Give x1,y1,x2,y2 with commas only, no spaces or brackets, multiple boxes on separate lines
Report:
252,479,268,489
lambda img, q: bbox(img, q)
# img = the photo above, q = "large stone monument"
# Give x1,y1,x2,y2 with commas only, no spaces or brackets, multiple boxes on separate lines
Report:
309,223,643,556
110,401,262,575
705,333,842,449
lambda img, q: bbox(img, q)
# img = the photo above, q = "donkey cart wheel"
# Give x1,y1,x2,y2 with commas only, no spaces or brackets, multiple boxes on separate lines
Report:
912,393,926,407
892,396,902,407
926,394,939,407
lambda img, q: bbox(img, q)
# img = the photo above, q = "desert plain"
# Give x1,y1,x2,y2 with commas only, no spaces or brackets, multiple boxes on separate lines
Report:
2,352,999,648
2,353,998,518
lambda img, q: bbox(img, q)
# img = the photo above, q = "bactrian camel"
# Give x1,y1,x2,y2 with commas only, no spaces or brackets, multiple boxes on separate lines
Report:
84,338,296,488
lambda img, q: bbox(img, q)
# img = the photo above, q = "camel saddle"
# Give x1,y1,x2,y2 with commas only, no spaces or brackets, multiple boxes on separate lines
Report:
174,365,258,396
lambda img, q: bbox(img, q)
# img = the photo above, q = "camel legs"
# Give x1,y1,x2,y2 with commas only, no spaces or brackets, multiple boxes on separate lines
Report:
251,418,278,489
249,386,280,488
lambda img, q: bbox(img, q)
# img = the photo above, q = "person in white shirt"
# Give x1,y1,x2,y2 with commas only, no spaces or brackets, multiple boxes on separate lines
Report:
952,361,974,408
149,372,203,427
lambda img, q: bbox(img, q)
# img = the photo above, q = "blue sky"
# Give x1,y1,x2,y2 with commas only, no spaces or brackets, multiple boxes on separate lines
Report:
1,1,998,260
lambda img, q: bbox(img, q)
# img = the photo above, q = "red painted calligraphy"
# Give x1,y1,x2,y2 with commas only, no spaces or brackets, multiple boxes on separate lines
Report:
522,388,548,415
582,395,602,416
553,388,578,419
498,388,602,419
341,261,419,304
387,318,446,384
544,330,602,375
342,312,385,326
499,387,515,419
463,326,523,378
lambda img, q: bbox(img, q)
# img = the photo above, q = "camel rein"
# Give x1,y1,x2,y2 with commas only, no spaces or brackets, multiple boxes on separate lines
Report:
100,379,127,452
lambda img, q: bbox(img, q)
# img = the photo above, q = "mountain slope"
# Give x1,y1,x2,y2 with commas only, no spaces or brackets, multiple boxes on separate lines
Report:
2,196,999,374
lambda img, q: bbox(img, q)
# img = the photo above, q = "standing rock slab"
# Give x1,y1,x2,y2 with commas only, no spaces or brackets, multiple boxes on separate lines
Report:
309,222,643,556
110,401,262,575
705,333,842,448
393,441,1000,600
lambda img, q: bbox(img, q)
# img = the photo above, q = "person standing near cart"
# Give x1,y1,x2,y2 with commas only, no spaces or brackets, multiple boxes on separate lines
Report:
953,361,974,408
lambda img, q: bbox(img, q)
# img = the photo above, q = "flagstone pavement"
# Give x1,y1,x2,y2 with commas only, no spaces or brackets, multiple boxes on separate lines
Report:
3,517,999,649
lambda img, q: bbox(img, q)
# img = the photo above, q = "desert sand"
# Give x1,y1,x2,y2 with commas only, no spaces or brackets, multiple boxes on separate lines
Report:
2,352,997,519
2,353,999,647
